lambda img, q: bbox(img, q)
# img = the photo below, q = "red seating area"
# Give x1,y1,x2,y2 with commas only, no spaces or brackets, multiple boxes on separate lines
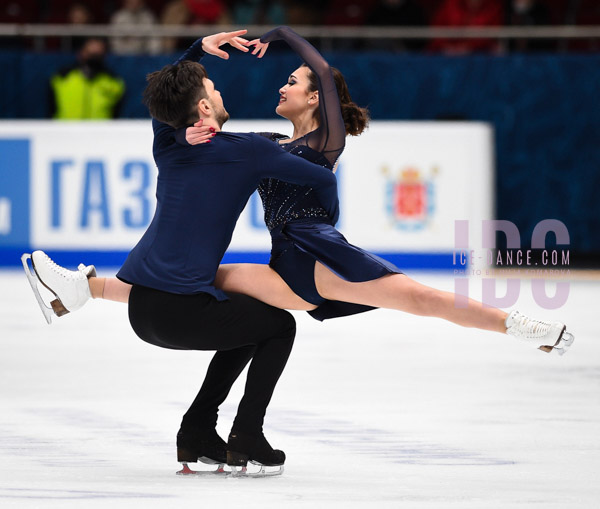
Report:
1,1,597,53
1,1,590,27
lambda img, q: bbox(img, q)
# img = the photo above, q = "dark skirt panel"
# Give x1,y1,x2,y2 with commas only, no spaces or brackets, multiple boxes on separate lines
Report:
269,219,402,320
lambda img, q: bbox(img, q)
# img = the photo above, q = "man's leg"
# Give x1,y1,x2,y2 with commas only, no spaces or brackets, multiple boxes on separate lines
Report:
128,285,296,467
177,346,256,464
181,346,256,430
232,336,294,435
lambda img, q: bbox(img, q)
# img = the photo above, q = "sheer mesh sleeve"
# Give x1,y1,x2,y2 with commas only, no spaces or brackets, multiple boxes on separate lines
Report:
261,26,345,167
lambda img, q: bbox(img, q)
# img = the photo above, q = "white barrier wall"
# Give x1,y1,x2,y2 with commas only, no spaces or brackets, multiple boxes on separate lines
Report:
0,120,493,268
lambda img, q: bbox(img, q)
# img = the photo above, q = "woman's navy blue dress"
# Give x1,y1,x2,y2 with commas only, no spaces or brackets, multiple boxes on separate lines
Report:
257,28,402,320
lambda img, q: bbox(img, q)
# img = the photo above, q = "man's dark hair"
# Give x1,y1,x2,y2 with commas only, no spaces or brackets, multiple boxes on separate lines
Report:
143,61,208,129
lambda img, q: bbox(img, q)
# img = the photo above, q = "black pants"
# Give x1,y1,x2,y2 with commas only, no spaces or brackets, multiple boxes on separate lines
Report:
128,285,296,435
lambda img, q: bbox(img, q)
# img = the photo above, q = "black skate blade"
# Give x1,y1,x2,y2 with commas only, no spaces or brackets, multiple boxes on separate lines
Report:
176,462,227,476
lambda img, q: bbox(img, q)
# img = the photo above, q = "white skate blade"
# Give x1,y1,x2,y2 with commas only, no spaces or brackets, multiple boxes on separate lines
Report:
176,462,227,476
539,331,574,356
21,253,53,325
230,462,284,478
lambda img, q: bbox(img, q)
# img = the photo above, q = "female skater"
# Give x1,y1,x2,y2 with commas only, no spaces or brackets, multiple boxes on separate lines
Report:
184,26,574,353
28,27,573,354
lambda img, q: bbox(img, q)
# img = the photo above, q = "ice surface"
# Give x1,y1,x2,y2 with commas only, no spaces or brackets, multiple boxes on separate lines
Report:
1,270,598,508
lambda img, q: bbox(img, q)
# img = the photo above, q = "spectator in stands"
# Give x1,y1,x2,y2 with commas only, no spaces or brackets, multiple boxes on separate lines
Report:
570,0,600,51
159,0,229,52
324,0,375,26
286,0,324,25
0,0,37,49
508,0,554,52
110,0,162,55
229,0,287,25
429,0,504,54
49,38,126,119
366,0,427,51
66,2,94,51
185,0,229,23
160,0,190,52
68,2,93,25
0,0,37,23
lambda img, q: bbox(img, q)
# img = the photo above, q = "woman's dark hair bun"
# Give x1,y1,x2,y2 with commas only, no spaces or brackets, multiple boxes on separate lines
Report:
303,64,370,136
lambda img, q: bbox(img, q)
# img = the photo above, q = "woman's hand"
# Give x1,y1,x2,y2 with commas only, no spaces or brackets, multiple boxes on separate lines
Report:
248,39,270,58
201,30,250,60
186,119,215,145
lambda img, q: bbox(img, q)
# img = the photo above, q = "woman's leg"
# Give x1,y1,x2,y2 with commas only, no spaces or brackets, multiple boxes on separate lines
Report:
314,262,507,333
215,264,317,311
91,265,312,309
29,251,309,310
89,277,131,303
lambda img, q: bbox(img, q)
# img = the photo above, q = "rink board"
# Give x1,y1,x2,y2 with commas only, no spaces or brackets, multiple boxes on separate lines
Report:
0,120,493,268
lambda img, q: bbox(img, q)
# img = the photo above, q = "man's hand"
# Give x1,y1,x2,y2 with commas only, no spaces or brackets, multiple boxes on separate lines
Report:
201,30,250,60
186,119,215,145
248,39,270,58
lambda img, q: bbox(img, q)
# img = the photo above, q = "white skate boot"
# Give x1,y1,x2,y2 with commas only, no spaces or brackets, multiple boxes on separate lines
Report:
21,251,96,324
505,310,574,356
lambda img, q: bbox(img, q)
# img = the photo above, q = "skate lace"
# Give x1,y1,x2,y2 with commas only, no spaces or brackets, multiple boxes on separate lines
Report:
513,315,552,338
44,255,81,280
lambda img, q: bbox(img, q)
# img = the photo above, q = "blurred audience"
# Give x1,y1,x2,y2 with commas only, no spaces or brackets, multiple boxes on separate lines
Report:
570,0,600,51
5,0,600,54
49,38,125,119
229,0,287,25
508,0,554,52
110,0,162,55
428,0,504,54
286,0,324,25
159,0,229,52
367,0,427,51
0,0,37,23
65,2,95,51
67,2,94,25
185,0,229,23
159,0,191,52
324,0,375,26
0,0,37,48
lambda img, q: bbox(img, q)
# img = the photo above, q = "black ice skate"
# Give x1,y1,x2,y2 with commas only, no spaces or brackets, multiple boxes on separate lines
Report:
176,428,228,476
227,431,285,477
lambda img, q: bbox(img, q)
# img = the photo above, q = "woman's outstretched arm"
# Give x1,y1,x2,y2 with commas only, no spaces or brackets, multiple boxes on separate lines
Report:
258,26,345,166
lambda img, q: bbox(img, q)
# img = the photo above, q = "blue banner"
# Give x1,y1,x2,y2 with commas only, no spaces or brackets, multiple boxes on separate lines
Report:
0,139,30,249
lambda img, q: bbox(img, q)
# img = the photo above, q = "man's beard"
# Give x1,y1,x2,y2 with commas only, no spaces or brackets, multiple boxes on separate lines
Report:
215,109,230,129
211,100,229,128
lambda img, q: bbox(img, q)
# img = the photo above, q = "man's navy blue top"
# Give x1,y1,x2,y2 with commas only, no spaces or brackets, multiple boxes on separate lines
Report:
117,120,339,299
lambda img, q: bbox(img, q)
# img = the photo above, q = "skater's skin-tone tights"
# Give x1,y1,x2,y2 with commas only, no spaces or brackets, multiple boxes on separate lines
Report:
88,265,508,334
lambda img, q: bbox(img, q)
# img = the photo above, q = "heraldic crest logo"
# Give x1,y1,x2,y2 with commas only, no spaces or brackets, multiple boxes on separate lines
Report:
382,165,437,231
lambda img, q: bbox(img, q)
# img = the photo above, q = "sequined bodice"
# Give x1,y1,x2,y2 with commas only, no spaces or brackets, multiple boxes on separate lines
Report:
258,137,334,232
256,26,346,232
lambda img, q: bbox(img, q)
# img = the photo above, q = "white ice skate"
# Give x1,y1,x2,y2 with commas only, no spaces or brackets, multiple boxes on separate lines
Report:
505,310,574,356
21,251,96,324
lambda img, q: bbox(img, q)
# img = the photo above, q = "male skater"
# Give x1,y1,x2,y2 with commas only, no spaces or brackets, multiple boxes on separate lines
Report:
24,31,339,476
